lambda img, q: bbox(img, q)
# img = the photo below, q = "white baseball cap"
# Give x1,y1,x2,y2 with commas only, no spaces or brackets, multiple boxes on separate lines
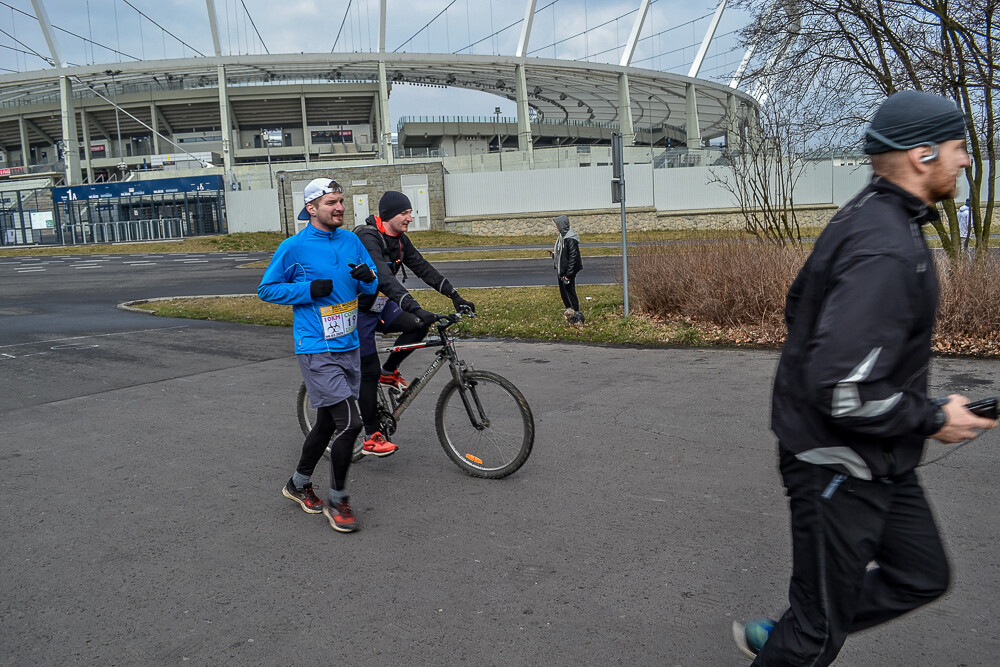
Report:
298,178,343,220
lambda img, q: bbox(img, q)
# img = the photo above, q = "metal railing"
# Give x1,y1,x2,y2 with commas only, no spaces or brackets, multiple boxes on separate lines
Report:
66,218,185,244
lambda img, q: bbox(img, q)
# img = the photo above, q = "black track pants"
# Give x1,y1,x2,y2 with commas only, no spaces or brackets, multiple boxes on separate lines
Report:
754,452,950,666
295,398,362,492
359,311,429,435
559,275,580,311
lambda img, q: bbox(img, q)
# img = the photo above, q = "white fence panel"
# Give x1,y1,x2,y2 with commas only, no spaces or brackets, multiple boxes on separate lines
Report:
832,164,873,206
226,189,281,233
445,165,653,217
654,166,739,210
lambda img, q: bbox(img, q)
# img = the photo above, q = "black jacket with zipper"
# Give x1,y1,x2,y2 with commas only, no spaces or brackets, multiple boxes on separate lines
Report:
354,215,456,313
771,177,943,480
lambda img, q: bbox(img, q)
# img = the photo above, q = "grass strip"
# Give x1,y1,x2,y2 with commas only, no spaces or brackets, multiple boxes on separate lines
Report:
130,285,716,347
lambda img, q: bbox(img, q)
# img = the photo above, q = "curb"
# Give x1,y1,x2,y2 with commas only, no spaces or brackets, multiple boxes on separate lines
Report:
117,293,257,314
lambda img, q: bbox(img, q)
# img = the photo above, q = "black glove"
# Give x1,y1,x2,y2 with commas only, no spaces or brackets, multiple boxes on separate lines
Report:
412,307,439,325
348,263,376,284
310,279,333,299
560,275,570,285
451,292,476,313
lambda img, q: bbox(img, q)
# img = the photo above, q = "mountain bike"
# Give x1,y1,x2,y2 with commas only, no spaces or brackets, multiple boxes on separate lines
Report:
296,311,534,479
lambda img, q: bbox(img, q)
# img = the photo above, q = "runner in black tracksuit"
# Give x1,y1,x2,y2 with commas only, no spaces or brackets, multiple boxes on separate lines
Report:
734,91,994,666
354,191,475,455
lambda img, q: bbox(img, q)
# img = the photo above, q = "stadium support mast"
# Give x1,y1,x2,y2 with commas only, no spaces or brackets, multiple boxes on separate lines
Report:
514,0,537,166
618,0,652,145
31,0,81,184
377,0,394,164
206,0,235,179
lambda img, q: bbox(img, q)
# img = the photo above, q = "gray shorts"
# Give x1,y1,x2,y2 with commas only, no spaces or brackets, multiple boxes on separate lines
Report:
297,349,361,409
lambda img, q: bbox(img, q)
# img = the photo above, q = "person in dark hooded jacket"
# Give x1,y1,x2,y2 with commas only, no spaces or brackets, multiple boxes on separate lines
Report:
732,90,995,665
353,190,475,455
551,214,584,325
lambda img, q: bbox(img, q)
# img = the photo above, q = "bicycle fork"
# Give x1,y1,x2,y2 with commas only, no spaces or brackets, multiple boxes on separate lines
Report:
448,361,489,431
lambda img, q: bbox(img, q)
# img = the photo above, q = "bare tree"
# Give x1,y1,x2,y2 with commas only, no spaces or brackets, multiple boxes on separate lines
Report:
734,0,998,261
710,97,809,246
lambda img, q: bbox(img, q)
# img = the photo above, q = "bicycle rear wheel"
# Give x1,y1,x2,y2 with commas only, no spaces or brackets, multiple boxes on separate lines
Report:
296,382,364,462
434,370,534,479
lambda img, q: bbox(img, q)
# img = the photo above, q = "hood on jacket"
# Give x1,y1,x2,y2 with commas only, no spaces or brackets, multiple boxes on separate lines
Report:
554,214,571,234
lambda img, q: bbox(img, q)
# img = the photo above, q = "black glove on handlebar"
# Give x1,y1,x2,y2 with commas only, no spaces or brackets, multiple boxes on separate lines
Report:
348,263,376,284
310,279,333,299
413,307,439,325
451,292,476,313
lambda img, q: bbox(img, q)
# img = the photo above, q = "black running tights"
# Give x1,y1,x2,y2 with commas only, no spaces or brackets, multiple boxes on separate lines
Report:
295,398,362,492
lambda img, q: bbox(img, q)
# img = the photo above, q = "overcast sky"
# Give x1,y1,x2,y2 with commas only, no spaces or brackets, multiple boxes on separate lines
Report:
0,0,748,126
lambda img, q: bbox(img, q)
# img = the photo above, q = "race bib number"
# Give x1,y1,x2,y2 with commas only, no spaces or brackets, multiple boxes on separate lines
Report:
370,295,389,313
319,299,358,339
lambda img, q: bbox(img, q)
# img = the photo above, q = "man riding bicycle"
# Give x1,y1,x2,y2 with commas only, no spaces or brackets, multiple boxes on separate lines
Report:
354,190,475,456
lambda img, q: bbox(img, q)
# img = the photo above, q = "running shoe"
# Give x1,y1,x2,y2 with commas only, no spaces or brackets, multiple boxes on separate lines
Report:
282,478,324,514
362,431,399,457
323,498,358,533
379,369,409,390
732,618,776,658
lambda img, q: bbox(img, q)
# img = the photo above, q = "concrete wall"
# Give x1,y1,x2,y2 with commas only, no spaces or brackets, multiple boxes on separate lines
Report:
444,205,840,236
275,161,446,236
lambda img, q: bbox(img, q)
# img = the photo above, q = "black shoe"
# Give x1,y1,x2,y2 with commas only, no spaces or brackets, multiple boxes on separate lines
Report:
282,478,324,514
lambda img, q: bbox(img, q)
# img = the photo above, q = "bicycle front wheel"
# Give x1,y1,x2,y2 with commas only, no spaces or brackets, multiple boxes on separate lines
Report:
296,382,364,462
434,370,534,479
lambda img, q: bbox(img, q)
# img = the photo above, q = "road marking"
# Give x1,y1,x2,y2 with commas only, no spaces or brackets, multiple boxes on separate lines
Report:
125,262,156,266
73,265,103,269
15,267,45,272
0,324,190,350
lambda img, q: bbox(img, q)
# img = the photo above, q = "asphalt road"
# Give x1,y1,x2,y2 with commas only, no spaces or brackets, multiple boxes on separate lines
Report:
2,253,999,665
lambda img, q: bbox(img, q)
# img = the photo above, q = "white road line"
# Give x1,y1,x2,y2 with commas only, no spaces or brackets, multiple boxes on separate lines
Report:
125,262,156,266
15,267,45,272
72,265,103,269
0,324,190,350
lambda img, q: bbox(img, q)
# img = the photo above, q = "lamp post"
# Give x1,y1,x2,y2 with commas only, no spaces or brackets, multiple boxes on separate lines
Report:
262,129,274,189
648,95,655,205
104,69,125,174
494,106,502,171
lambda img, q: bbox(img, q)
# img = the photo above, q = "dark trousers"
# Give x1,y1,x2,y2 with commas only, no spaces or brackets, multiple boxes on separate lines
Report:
559,275,580,311
754,452,950,667
296,399,361,492
359,310,429,435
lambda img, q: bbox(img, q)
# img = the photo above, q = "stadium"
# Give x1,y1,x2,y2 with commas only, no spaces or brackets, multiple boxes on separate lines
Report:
0,0,773,245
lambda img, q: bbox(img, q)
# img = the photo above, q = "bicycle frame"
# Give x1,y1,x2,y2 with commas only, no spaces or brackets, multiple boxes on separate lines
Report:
377,315,486,429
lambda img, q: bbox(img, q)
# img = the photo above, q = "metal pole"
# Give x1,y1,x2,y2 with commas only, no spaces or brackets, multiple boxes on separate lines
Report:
648,95,655,207
262,129,274,189
494,106,502,171
620,182,629,317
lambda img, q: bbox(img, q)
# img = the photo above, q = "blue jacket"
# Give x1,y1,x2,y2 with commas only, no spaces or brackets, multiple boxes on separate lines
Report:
258,225,378,354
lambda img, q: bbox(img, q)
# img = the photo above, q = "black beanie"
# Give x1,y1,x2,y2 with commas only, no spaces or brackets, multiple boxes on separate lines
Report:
379,191,411,221
864,90,967,155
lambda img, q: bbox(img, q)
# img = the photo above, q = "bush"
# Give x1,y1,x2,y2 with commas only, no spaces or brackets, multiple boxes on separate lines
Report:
630,242,1000,355
630,241,807,342
934,256,1000,352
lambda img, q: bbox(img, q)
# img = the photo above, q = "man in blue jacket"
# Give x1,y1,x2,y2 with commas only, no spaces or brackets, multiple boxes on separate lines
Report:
733,91,995,664
258,178,378,533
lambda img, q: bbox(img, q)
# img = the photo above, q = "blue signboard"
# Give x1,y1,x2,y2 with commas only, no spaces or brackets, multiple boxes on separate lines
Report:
52,175,224,203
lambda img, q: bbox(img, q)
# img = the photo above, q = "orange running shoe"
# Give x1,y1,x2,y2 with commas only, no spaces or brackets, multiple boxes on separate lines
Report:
379,369,409,390
362,431,399,457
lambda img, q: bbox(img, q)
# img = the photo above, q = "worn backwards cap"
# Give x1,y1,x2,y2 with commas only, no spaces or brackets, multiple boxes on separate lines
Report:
297,178,343,220
863,90,967,155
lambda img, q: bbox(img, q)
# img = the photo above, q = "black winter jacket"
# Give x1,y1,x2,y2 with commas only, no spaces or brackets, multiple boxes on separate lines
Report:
354,215,455,313
771,177,942,480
